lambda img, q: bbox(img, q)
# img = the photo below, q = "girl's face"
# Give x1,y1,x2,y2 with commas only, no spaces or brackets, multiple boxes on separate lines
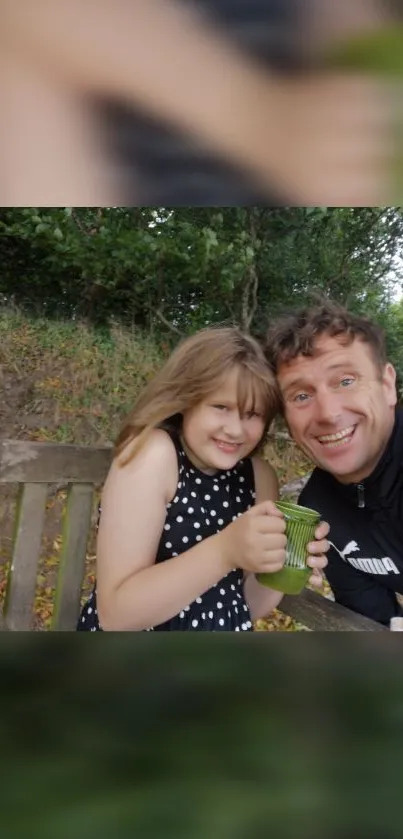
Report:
181,367,266,474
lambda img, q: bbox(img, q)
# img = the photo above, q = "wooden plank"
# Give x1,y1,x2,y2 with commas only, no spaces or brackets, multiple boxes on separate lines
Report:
52,484,94,631
279,588,387,632
4,482,48,630
0,439,113,484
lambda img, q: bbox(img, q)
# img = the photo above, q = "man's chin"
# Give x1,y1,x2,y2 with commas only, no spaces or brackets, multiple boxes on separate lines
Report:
312,451,365,484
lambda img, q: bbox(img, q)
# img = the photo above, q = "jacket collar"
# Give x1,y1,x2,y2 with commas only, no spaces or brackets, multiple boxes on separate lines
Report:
317,409,403,511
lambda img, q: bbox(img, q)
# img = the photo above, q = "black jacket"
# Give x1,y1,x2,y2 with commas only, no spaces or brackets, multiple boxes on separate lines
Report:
299,409,403,626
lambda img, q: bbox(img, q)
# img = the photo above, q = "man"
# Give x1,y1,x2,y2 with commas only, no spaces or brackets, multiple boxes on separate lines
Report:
265,299,403,626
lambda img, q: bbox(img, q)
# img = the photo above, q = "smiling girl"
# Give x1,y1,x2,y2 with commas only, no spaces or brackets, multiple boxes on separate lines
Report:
78,326,328,631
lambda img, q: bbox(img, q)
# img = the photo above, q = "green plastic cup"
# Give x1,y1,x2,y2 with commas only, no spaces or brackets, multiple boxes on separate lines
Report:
256,501,320,595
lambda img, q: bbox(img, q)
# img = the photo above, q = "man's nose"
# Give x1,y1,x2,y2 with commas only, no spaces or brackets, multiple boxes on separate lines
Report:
314,389,343,425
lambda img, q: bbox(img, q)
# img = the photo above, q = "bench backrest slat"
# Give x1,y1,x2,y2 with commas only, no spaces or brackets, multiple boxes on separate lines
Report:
5,482,49,630
52,484,95,631
0,439,112,484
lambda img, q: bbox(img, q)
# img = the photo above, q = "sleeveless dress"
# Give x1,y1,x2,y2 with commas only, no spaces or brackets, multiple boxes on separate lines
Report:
77,433,256,631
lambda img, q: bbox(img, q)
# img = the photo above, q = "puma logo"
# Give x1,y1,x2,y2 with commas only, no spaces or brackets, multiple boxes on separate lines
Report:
339,541,359,559
329,539,399,576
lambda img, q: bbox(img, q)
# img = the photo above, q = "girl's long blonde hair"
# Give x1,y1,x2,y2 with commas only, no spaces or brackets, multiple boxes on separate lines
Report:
115,326,280,466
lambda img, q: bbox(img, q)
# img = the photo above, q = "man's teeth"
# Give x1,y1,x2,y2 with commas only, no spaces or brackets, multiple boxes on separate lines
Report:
318,426,355,447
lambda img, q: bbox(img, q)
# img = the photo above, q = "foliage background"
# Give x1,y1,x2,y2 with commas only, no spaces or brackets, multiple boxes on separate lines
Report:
1,206,403,362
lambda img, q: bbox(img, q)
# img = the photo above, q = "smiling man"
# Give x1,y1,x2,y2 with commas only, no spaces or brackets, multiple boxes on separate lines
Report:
265,299,403,626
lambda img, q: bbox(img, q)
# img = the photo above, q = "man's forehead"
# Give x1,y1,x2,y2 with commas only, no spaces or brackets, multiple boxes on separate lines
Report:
284,334,369,364
277,335,372,384
300,333,354,357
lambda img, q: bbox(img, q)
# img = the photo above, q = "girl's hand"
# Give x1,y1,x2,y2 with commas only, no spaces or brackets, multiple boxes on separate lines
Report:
218,500,287,576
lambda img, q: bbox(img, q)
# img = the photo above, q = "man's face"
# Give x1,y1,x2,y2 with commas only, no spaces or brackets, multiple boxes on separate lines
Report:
277,334,397,484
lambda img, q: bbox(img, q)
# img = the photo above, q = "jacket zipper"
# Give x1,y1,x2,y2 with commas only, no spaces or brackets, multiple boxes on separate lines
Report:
357,483,365,508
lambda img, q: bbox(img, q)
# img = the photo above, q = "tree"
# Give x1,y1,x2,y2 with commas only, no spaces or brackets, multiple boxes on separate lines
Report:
1,207,402,344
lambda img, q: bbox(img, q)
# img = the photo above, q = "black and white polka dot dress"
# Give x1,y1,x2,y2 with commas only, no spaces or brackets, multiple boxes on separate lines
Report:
77,433,256,631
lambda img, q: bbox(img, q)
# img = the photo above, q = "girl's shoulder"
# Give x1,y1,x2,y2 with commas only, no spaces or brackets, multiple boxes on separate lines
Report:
144,427,180,461
118,427,178,466
107,428,179,505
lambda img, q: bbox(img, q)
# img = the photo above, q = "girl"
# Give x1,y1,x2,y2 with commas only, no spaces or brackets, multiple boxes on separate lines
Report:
78,326,328,631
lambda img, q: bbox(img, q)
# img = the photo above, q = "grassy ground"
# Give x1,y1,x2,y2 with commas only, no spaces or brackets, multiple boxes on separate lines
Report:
0,307,317,631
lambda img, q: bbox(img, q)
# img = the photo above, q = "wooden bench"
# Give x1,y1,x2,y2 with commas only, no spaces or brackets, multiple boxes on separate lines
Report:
0,439,387,632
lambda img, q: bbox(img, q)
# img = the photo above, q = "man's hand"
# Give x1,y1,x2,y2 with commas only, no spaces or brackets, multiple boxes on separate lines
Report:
306,519,330,588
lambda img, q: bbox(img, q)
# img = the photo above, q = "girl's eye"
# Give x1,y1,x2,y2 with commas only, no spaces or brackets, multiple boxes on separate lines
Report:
212,404,227,411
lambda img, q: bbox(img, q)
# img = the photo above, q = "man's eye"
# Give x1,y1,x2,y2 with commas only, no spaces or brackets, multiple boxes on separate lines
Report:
340,377,355,388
